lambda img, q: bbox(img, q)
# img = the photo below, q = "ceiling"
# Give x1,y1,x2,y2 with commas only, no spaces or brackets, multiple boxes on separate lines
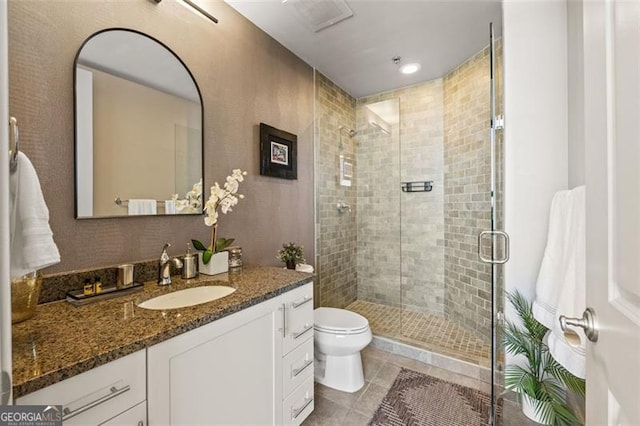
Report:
224,0,502,98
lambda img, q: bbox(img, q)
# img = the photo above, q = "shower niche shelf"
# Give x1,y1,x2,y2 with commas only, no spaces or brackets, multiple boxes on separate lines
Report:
401,181,433,193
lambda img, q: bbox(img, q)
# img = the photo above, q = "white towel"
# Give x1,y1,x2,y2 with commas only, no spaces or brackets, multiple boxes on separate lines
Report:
128,199,157,215
548,185,586,378
9,152,61,279
532,190,574,329
164,200,176,215
295,263,314,273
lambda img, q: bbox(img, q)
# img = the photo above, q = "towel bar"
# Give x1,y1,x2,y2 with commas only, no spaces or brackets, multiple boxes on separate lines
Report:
8,117,19,173
114,197,167,207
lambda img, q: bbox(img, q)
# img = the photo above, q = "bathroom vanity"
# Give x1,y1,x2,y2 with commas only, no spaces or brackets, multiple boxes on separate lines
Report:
12,266,314,425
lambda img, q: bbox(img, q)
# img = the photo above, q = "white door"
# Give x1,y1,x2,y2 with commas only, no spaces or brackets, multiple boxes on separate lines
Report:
0,0,13,406
583,0,640,424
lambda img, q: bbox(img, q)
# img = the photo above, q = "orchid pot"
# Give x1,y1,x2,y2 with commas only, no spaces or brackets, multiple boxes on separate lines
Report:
198,251,229,276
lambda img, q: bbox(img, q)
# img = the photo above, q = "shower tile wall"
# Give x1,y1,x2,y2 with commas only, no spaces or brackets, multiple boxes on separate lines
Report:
315,72,358,308
356,81,445,313
314,43,501,348
443,46,494,341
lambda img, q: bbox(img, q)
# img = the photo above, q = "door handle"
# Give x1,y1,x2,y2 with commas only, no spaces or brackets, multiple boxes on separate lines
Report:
559,308,598,342
478,230,510,264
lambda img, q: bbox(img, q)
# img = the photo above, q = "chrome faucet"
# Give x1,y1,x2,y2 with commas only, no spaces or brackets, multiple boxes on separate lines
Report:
158,243,183,286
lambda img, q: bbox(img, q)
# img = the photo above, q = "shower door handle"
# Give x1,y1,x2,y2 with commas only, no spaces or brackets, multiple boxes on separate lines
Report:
478,230,510,264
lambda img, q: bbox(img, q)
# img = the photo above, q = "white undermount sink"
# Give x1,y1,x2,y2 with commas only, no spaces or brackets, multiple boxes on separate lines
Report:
138,285,236,310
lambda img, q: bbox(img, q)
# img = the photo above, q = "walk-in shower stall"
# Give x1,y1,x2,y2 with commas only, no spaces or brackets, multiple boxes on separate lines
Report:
314,23,504,422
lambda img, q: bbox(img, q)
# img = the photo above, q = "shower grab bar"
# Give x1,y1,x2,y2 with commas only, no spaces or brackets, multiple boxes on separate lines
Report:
477,230,510,264
9,117,19,173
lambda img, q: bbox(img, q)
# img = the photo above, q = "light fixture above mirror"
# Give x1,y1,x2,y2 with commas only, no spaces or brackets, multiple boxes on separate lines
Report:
153,0,219,24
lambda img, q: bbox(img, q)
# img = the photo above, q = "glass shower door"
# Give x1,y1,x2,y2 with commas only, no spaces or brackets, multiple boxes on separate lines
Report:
478,22,507,425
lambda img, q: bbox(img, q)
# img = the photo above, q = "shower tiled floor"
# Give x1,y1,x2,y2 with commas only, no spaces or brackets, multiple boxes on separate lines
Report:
346,300,492,366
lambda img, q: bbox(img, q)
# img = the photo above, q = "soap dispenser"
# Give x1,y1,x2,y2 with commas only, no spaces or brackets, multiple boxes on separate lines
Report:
182,243,198,279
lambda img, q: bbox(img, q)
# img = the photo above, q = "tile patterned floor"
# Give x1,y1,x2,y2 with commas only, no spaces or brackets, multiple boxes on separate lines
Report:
346,300,492,365
302,346,537,426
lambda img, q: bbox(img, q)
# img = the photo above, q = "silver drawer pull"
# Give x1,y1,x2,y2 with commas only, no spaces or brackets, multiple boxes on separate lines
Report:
292,359,313,378
62,384,131,421
293,324,313,340
292,397,313,420
292,296,312,309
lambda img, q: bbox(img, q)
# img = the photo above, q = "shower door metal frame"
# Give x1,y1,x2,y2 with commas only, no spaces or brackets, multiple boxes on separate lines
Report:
482,22,509,426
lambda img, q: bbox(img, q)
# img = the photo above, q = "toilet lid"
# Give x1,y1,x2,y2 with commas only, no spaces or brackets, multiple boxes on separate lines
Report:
314,307,369,333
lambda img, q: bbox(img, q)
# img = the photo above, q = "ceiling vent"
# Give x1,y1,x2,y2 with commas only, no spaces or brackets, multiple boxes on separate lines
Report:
290,0,354,33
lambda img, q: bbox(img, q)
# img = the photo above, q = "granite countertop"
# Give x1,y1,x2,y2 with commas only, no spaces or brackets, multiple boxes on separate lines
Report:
12,265,314,398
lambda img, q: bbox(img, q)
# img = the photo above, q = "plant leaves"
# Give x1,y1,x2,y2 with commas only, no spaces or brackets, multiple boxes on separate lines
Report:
215,237,235,253
505,290,584,425
191,239,207,251
202,249,213,264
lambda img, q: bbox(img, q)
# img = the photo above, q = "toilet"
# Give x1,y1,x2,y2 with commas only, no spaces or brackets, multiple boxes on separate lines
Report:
314,307,372,393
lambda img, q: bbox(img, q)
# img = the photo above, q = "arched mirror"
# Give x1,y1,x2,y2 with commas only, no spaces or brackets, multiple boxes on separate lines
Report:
74,28,203,219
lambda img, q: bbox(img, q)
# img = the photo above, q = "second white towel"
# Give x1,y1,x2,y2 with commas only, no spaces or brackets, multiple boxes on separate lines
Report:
128,199,157,215
548,185,586,378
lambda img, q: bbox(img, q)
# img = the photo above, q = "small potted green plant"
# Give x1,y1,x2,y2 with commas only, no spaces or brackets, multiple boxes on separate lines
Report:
504,290,585,425
277,243,305,270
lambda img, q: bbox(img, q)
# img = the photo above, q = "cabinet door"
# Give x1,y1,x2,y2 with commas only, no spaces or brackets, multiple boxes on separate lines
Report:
148,296,283,425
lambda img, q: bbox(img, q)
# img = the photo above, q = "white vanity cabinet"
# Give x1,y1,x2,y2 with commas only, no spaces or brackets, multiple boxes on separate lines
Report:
14,281,314,426
15,350,146,425
148,282,314,426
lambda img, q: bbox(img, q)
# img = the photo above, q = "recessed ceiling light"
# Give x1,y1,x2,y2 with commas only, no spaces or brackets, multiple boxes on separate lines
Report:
400,63,421,74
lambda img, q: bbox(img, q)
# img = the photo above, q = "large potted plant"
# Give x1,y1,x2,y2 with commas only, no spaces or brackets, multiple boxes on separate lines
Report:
504,291,585,425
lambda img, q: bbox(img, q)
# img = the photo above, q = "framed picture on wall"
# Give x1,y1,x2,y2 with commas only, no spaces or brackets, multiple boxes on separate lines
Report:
260,123,297,179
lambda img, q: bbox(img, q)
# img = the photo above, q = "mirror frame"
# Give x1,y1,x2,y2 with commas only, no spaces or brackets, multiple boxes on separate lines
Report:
73,27,205,219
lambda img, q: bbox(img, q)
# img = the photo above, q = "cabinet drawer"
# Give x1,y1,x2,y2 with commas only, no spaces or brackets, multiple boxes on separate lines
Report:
283,337,314,398
282,283,314,355
16,350,146,425
100,401,146,426
282,376,314,426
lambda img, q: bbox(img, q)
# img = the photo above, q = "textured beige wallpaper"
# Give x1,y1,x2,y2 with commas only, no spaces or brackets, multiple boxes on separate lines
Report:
8,0,315,273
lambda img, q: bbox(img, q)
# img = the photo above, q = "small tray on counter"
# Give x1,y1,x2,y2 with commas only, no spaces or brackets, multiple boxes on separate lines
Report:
66,283,144,306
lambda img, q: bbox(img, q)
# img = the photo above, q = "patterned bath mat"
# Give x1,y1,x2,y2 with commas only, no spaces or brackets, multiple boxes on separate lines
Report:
369,368,501,426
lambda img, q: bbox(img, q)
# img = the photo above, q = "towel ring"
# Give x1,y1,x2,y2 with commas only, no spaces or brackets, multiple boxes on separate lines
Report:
9,117,19,173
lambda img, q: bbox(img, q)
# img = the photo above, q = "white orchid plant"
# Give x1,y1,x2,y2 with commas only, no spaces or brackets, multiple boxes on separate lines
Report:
191,169,247,264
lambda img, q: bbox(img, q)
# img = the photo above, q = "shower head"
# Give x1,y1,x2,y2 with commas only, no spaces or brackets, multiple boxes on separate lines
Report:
339,125,357,137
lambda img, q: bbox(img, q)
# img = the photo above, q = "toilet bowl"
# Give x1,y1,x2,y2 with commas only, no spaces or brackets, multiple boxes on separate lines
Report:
314,307,372,393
